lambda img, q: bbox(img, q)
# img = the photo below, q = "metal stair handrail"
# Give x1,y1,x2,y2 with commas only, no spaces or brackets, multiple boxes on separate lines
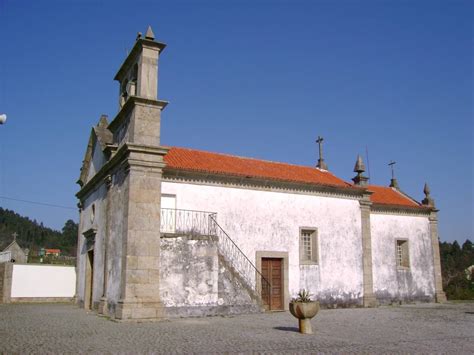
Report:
209,214,271,304
159,208,271,306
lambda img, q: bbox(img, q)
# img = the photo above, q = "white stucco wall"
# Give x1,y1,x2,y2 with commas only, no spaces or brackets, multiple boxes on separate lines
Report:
77,184,108,307
371,213,435,302
162,181,364,304
11,264,76,298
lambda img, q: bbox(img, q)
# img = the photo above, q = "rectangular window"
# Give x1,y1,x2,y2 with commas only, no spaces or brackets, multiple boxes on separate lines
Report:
396,240,409,268
300,228,318,264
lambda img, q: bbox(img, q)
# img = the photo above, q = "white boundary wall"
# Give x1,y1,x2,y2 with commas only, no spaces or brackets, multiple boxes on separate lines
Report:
11,264,76,298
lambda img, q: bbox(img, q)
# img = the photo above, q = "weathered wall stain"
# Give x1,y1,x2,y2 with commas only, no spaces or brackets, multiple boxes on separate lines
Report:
371,213,435,303
159,234,260,316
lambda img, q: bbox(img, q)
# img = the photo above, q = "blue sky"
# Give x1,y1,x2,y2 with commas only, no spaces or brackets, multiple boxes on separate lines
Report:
0,0,472,243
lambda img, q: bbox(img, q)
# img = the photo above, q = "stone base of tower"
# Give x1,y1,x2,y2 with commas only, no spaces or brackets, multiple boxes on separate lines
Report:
435,291,447,303
115,300,166,321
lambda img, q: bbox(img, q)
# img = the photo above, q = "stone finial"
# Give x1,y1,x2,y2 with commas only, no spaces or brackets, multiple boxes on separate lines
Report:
98,114,109,128
422,182,435,207
388,160,399,189
352,155,369,186
316,136,328,170
353,155,366,174
12,232,18,242
423,182,430,196
136,32,142,40
145,26,155,40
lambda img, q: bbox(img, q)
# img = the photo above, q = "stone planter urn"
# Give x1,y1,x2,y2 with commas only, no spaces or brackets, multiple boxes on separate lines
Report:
289,290,320,334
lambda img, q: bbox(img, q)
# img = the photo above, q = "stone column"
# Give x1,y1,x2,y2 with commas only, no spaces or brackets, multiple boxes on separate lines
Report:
360,193,377,307
115,145,168,320
429,211,447,303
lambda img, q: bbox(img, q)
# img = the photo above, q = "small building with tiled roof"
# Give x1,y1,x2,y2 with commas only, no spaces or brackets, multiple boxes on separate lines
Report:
42,249,61,257
74,28,446,321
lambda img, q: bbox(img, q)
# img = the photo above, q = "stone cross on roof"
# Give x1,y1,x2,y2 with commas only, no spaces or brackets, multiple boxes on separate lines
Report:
388,160,399,189
12,232,18,241
316,136,328,170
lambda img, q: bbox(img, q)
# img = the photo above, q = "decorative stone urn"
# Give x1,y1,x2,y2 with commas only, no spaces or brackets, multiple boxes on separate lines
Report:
289,300,320,334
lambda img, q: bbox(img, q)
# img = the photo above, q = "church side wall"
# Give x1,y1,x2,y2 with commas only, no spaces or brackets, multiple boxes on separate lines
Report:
371,213,435,303
162,181,364,306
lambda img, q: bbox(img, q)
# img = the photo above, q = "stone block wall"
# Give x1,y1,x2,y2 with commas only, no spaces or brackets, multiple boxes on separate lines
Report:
0,263,13,303
160,234,261,317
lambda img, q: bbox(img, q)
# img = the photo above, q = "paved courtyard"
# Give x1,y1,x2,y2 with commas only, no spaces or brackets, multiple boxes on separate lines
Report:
0,302,472,354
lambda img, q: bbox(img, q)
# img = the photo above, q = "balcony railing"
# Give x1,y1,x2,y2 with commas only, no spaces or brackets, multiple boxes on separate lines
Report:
160,208,216,236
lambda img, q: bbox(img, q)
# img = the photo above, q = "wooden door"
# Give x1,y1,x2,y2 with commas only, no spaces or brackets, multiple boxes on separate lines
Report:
261,258,283,310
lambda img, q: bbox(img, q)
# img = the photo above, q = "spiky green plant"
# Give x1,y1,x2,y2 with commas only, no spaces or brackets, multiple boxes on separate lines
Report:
291,289,313,303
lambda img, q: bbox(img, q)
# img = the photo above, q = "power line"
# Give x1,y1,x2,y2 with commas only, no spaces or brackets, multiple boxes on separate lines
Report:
0,196,76,210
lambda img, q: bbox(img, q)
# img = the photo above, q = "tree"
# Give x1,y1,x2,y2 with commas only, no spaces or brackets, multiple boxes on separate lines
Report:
440,239,474,300
61,219,78,256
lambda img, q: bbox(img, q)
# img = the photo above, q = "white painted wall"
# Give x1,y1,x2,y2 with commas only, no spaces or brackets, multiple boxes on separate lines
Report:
371,213,435,302
162,181,363,303
77,184,108,307
11,264,76,298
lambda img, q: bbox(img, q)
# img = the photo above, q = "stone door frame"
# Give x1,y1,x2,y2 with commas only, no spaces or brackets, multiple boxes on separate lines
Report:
255,251,289,311
83,228,96,310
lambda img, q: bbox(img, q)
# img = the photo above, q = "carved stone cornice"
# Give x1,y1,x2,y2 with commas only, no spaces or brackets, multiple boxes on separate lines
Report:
370,203,432,217
359,191,373,209
76,143,168,200
428,210,439,223
108,96,169,134
114,38,166,82
163,168,365,200
83,228,97,250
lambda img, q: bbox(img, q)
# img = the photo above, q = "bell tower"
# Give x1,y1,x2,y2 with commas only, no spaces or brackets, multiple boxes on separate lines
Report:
105,26,169,320
115,26,164,106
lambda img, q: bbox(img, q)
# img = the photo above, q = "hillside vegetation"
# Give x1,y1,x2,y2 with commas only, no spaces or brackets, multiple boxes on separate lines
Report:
440,239,474,300
0,207,78,256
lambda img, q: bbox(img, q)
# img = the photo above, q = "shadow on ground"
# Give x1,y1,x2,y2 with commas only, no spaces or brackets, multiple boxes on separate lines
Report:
273,326,299,333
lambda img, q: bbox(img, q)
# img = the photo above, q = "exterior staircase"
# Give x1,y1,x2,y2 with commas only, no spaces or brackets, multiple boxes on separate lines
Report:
160,208,271,308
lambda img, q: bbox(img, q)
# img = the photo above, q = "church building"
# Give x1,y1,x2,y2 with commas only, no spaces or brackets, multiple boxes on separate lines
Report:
76,27,446,320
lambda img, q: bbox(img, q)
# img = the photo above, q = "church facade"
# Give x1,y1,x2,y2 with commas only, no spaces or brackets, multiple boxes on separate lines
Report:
76,28,446,320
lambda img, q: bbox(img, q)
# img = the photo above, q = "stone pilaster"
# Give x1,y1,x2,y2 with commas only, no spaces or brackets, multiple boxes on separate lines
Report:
360,193,377,307
98,175,112,315
75,202,83,306
0,262,13,304
429,211,447,303
115,145,168,320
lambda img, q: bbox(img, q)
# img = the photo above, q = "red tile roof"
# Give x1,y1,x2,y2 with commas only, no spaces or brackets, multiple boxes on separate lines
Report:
367,185,422,208
164,147,352,188
163,147,424,209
